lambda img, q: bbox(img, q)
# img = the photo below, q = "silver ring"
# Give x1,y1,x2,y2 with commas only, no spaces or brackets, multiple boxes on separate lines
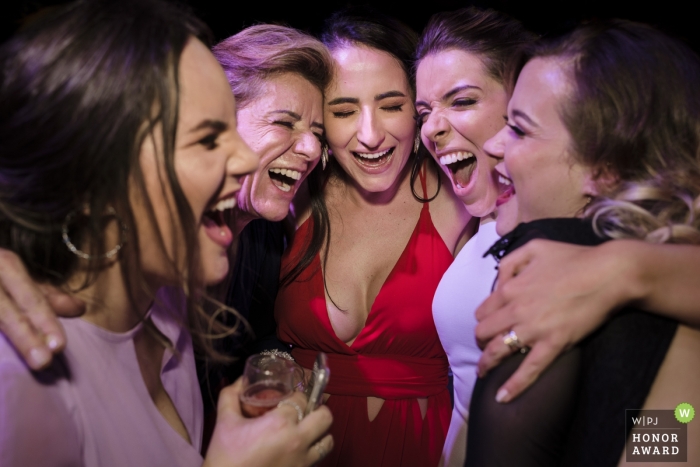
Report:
503,330,524,352
315,441,327,460
277,399,303,422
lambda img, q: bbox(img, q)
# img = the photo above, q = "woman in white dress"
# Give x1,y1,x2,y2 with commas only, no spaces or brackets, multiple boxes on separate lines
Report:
414,8,533,465
415,7,700,467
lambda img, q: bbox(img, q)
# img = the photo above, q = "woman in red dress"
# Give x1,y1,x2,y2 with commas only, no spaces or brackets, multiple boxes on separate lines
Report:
275,9,473,467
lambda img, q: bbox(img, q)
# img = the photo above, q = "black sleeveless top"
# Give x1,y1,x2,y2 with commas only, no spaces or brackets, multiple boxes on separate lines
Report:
465,218,678,467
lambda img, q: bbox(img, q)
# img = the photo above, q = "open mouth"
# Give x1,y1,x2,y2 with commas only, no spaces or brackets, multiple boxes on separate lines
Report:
202,197,236,247
353,147,394,168
495,172,515,207
439,151,476,189
268,168,302,193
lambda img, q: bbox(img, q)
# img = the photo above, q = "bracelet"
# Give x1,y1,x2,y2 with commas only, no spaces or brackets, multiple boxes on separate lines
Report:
259,349,295,362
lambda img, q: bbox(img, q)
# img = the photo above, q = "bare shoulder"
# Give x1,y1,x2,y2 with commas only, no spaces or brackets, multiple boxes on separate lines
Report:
621,325,700,466
641,324,700,408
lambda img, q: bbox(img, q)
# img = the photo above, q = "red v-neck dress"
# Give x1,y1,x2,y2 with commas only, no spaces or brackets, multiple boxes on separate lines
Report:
275,172,453,467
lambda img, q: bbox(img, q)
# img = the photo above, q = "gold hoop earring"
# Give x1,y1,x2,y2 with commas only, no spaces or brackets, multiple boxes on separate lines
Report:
414,134,421,154
62,207,128,260
321,145,329,170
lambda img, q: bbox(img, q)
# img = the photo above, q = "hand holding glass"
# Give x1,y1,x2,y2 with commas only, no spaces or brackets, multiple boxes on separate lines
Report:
239,354,295,418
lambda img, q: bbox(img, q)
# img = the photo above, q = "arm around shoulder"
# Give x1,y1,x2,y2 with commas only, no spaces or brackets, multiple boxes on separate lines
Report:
473,238,700,403
616,240,700,326
0,247,85,370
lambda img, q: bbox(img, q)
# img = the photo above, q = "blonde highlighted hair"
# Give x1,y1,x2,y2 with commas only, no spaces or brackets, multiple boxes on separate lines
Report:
589,174,700,245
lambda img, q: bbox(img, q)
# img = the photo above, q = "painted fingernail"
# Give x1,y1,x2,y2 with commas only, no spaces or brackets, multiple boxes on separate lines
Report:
495,388,510,403
46,335,61,351
30,347,51,368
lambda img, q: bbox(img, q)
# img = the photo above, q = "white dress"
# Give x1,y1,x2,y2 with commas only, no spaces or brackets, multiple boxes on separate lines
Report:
432,220,499,467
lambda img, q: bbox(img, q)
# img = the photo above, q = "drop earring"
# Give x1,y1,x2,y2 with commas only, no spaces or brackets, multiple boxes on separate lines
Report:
414,134,420,154
321,145,329,170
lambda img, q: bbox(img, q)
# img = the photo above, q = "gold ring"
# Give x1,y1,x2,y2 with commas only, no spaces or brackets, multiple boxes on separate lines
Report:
277,399,303,422
503,330,524,352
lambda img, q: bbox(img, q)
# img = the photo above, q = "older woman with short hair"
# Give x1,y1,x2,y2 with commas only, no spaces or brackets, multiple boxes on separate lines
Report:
196,24,334,413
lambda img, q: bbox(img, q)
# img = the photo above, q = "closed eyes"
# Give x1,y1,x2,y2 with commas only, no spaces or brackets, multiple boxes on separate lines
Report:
503,116,526,137
198,133,220,150
453,98,477,107
331,110,355,118
381,104,404,112
506,123,525,137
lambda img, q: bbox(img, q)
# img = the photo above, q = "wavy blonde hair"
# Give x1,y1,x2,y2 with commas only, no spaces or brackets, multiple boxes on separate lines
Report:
588,173,700,245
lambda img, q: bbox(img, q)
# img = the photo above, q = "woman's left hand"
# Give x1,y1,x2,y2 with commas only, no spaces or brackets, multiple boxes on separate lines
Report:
473,239,625,402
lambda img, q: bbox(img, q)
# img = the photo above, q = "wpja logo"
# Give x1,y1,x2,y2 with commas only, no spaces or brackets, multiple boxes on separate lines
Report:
625,403,694,462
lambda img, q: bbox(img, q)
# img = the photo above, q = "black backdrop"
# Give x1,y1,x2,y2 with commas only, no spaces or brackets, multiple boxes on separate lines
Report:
4,0,699,52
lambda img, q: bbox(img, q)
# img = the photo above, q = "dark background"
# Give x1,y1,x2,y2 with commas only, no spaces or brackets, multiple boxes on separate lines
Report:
3,1,699,53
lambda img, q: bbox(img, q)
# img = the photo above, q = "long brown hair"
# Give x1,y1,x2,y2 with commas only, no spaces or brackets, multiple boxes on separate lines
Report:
0,0,234,356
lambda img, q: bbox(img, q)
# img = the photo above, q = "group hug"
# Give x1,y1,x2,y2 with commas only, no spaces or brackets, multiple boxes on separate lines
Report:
0,0,698,466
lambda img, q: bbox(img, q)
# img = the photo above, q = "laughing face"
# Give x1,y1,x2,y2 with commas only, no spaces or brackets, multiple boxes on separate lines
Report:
324,45,416,194
135,38,258,287
236,72,324,224
416,49,509,217
484,57,595,236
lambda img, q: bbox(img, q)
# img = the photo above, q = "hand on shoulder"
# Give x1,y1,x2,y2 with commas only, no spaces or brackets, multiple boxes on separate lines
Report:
473,239,637,402
0,248,85,370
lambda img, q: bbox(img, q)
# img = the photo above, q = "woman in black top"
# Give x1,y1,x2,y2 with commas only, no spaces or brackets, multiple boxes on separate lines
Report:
467,20,700,466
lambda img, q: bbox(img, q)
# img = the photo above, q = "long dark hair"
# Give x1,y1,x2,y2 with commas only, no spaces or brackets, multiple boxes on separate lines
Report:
0,0,230,355
511,20,700,243
281,7,427,287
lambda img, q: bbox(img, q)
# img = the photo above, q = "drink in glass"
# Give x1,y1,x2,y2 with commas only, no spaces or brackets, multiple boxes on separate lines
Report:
239,354,295,418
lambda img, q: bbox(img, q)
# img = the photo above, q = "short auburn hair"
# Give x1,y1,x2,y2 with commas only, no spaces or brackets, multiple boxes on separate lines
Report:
213,24,332,110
